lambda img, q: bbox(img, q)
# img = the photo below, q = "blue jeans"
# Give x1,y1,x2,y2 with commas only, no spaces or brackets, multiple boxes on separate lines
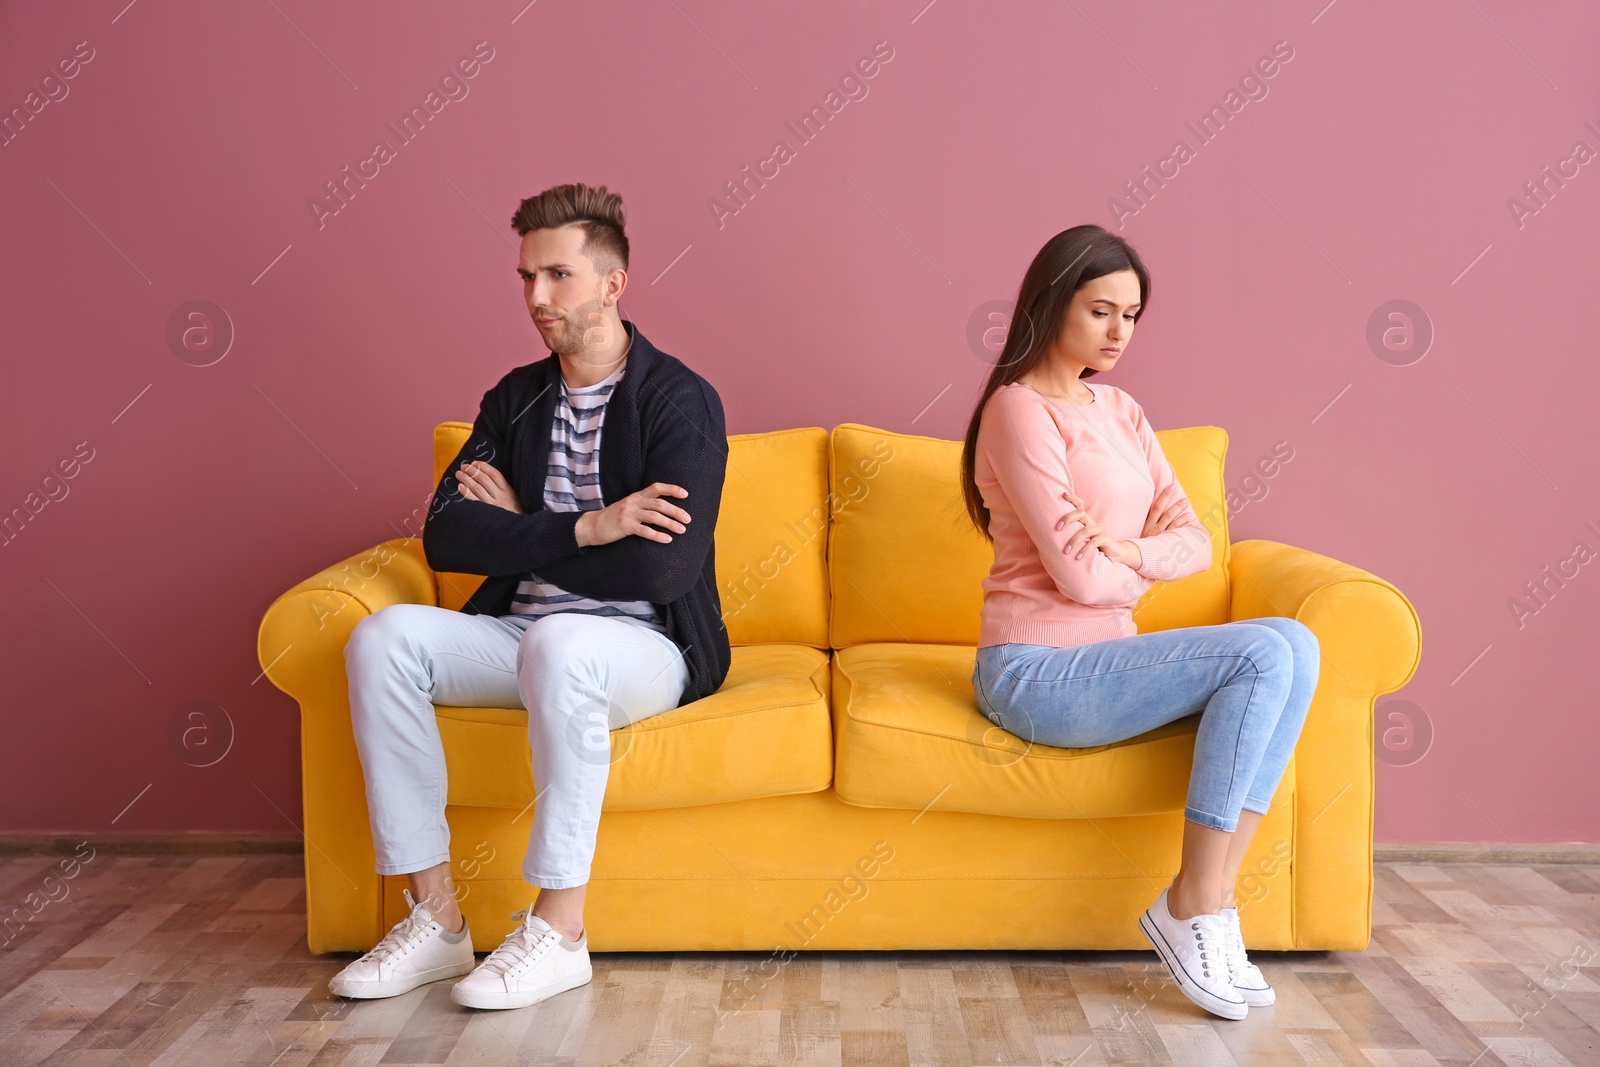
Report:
971,618,1319,832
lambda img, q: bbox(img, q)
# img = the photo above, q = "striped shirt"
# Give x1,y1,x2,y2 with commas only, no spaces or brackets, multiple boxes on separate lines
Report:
510,360,667,632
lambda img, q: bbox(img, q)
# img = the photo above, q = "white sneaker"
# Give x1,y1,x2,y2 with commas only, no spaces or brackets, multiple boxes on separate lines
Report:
1220,906,1275,1006
1139,885,1248,1020
450,906,592,1010
328,889,475,999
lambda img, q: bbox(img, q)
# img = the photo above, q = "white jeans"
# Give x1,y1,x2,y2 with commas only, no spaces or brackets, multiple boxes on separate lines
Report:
344,604,689,889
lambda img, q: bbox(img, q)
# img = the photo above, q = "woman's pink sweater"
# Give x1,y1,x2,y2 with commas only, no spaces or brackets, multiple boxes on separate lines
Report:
973,380,1213,648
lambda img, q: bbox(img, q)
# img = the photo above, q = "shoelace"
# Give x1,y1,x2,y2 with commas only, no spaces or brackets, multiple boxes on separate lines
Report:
355,889,433,968
1187,914,1227,981
479,906,558,977
1221,913,1250,978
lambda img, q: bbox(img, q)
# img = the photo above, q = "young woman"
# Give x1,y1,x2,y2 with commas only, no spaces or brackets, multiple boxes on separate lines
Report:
961,225,1320,1021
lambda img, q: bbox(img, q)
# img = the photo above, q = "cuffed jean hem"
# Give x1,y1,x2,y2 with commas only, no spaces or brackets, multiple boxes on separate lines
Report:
523,868,588,890
375,850,452,877
1185,807,1239,833
1240,796,1272,817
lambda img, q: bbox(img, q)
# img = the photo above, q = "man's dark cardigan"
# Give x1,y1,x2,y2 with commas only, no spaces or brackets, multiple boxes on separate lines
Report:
421,320,732,704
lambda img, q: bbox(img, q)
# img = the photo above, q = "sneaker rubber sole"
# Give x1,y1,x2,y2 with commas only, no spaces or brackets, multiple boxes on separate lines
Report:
328,956,476,1000
1139,910,1249,1021
450,966,594,1010
1234,980,1275,1007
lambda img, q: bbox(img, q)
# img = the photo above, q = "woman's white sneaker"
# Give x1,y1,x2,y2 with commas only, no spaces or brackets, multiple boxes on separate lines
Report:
450,907,593,1010
1139,886,1249,1020
328,889,475,999
1219,906,1275,1006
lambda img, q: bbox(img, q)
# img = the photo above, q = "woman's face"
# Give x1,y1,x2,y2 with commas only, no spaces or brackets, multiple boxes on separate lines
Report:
1055,269,1141,374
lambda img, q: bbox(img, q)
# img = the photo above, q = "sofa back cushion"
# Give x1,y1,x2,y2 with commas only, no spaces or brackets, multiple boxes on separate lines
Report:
432,422,489,613
827,422,1232,647
714,428,830,647
430,423,831,648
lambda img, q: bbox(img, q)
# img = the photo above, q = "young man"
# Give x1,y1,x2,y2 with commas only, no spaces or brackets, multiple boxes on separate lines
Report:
329,183,731,1010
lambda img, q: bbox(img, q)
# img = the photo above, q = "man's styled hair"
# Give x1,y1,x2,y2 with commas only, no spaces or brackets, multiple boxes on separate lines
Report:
510,183,629,275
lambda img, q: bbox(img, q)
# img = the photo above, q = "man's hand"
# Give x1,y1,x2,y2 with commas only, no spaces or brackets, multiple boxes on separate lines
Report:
576,482,691,547
454,460,522,513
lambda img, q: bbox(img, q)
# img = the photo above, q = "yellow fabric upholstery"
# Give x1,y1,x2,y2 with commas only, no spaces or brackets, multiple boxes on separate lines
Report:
1128,424,1233,633
830,644,1295,821
259,420,1420,955
438,644,831,811
827,424,991,647
431,422,833,647
1229,539,1422,950
384,790,1299,952
431,422,488,613
712,429,831,647
827,423,1232,647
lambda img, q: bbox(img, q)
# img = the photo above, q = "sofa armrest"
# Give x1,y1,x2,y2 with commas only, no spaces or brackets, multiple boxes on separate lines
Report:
256,536,436,952
258,537,437,698
1230,538,1420,696
1228,538,1422,949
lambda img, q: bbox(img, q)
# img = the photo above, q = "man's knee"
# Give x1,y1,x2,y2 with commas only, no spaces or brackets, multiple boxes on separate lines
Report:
516,614,611,686
346,603,427,665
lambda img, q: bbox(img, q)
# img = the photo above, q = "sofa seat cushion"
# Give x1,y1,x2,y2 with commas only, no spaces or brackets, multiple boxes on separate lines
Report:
436,643,832,812
832,644,1280,820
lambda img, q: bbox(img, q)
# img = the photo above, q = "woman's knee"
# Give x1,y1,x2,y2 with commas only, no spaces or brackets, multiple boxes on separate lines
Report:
1230,622,1296,678
1245,617,1319,665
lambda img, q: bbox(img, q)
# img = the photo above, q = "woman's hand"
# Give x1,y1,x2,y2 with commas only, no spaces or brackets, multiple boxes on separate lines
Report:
455,460,522,513
1142,484,1185,537
1056,492,1143,569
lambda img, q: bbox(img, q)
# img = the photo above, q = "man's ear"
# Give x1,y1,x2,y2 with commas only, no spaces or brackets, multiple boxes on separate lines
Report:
605,265,628,306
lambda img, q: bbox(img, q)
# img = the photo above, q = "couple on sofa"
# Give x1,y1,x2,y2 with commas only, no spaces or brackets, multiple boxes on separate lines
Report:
328,182,1320,1022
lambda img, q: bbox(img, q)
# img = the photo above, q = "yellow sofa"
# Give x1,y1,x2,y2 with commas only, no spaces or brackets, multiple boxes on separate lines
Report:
257,421,1420,955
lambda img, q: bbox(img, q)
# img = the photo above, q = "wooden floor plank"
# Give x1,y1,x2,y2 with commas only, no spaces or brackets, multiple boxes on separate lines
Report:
1463,961,1600,1067
840,1028,910,1067
1294,971,1426,1053
1341,954,1502,1064
1156,1021,1240,1065
2,854,1598,1065
955,994,1036,1065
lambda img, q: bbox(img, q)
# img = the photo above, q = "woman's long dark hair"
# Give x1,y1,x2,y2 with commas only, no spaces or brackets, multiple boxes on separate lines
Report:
960,225,1152,538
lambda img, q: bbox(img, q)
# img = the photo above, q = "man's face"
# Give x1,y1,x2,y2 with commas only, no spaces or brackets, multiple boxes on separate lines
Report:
517,224,622,356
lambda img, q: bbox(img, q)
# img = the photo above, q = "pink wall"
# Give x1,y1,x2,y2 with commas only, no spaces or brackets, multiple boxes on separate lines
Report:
3,1,1596,843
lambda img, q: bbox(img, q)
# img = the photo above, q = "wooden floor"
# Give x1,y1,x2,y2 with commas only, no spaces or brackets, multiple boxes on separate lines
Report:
1,853,1597,1066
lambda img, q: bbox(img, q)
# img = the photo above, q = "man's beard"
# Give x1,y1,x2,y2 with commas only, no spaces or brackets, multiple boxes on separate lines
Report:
546,294,613,357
